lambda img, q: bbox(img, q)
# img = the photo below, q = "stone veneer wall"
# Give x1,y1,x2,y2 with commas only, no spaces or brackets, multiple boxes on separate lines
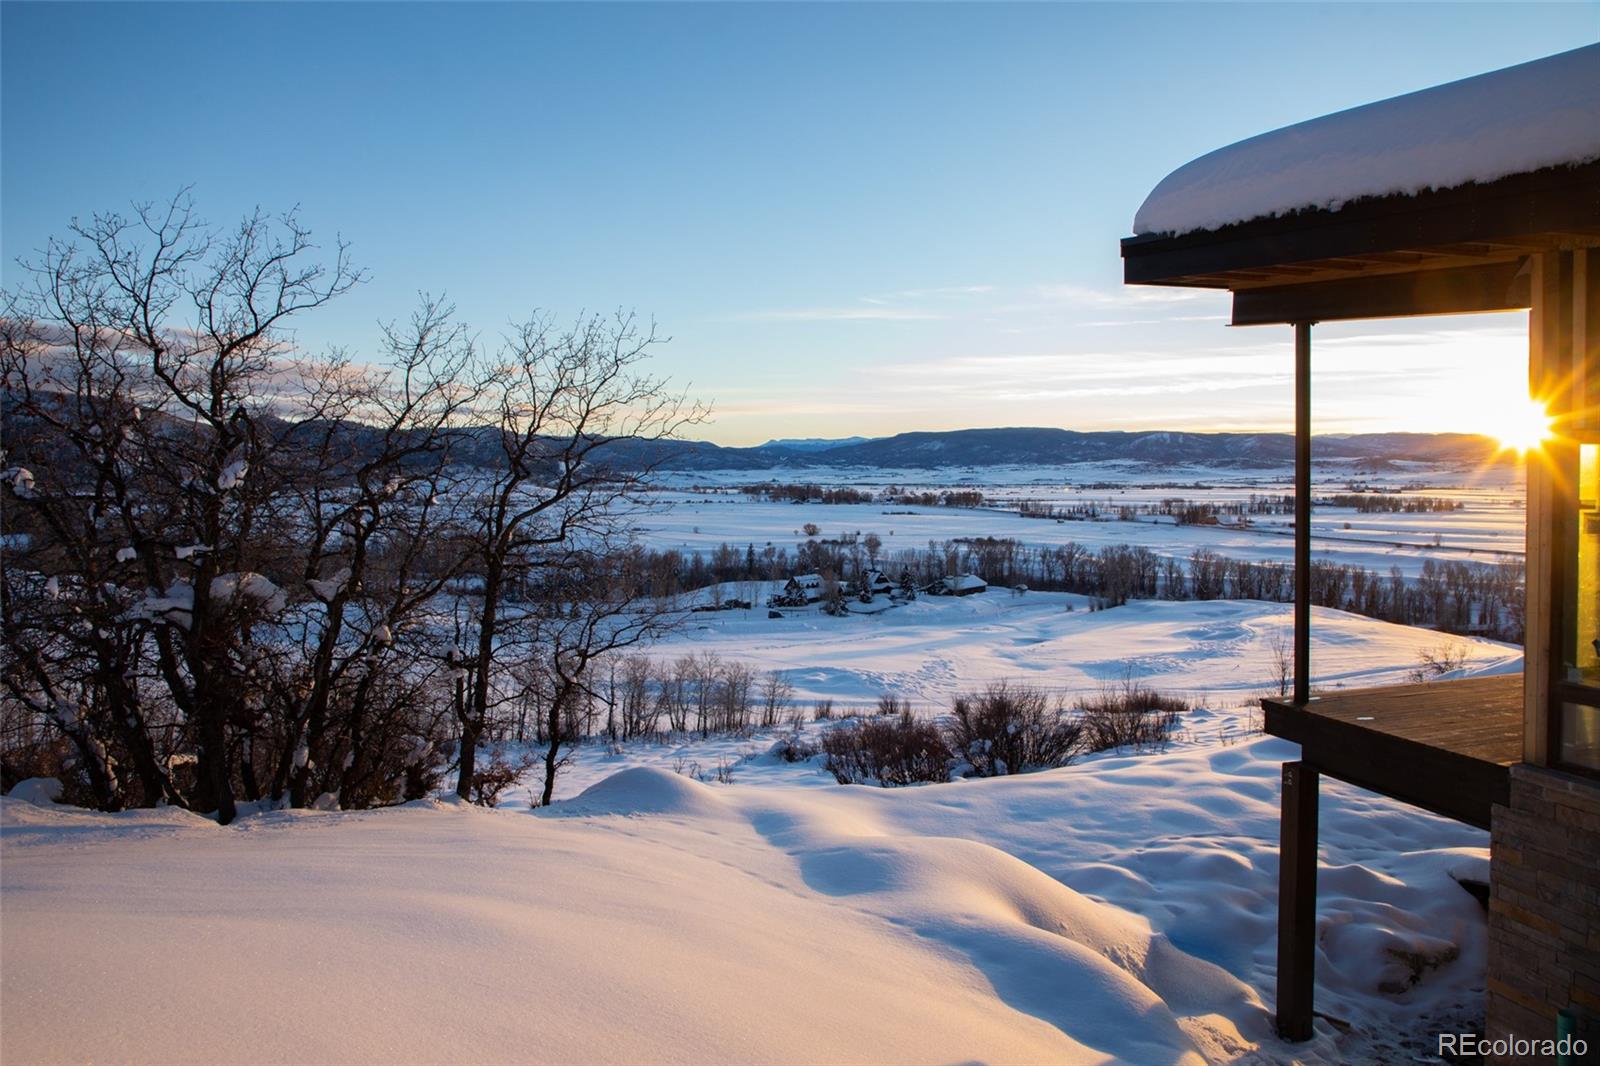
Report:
1487,763,1600,1060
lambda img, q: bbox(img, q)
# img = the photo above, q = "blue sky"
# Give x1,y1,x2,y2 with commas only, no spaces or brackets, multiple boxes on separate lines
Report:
4,2,1595,445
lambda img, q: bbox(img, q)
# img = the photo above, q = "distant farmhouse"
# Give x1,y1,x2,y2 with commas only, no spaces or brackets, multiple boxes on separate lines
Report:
768,573,824,608
934,574,987,597
789,573,823,599
768,570,987,610
860,569,895,596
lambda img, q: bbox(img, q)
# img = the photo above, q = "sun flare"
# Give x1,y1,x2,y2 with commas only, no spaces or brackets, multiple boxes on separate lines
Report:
1493,397,1555,454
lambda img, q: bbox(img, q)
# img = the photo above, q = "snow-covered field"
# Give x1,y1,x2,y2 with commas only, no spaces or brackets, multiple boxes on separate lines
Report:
631,589,1518,713
2,593,1515,1064
639,462,1524,577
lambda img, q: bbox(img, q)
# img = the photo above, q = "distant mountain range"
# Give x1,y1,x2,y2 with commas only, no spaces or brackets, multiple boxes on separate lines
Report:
2,384,1504,474
758,435,877,451
599,427,1504,471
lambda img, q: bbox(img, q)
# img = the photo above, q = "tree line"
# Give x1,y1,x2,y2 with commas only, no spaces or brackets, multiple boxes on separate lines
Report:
739,482,986,508
624,535,1525,642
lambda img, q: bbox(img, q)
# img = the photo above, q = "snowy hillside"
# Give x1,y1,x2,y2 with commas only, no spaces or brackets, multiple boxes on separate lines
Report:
644,592,1520,711
1,596,1511,1064
1,714,1490,1064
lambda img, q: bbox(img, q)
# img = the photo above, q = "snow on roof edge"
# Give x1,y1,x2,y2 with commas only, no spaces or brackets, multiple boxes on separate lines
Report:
1133,43,1600,238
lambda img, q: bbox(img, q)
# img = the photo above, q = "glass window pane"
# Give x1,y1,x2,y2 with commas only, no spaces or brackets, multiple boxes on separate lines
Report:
1566,443,1600,686
1560,702,1600,772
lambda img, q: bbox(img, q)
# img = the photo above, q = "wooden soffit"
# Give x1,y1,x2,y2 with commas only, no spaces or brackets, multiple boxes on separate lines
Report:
1120,162,1600,314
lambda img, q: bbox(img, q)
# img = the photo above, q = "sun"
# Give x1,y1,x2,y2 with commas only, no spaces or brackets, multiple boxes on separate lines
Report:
1493,397,1555,454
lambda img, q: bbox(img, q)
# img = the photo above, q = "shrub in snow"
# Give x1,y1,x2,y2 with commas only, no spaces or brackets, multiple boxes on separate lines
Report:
1407,640,1471,683
821,712,951,787
812,699,835,721
945,681,1083,777
1076,680,1187,754
769,732,820,764
876,693,910,717
470,747,539,807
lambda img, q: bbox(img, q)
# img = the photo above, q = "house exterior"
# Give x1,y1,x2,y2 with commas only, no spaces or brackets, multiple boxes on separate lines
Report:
861,569,895,596
767,573,826,609
1121,43,1599,1056
790,573,823,599
941,574,988,597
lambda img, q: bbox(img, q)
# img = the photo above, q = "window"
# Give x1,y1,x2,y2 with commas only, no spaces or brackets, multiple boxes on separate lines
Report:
1558,441,1600,771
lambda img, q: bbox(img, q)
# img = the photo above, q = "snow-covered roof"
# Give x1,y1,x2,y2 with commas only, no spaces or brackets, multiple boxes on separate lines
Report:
1133,43,1600,237
944,574,987,591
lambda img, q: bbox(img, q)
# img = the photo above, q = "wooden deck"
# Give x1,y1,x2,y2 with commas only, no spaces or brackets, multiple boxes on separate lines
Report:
1262,674,1523,830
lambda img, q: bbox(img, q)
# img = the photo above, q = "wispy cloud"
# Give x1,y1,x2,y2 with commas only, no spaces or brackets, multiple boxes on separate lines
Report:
1026,283,1215,307
723,306,947,323
984,282,1231,323
1078,313,1231,327
864,284,996,303
858,344,1292,405
730,281,998,322
722,279,1233,327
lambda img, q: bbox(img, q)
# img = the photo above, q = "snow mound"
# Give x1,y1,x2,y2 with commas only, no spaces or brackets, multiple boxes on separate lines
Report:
557,766,728,818
747,794,1271,1062
1135,42,1600,235
5,778,62,806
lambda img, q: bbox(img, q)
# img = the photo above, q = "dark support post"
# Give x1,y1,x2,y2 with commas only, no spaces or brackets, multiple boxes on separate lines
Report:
1293,322,1313,706
1276,760,1319,1041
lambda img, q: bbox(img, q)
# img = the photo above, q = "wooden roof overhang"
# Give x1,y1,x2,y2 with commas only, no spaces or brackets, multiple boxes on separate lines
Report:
1121,159,1600,325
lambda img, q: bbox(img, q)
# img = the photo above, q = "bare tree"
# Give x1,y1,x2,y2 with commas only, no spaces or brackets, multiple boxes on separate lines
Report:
759,671,794,728
265,299,479,809
617,656,657,739
3,192,703,819
451,310,703,798
2,192,361,823
521,550,680,805
1267,627,1293,698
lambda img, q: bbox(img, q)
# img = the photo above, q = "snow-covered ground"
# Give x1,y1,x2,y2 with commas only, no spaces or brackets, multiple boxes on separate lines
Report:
638,464,1524,578
642,591,1519,713
0,722,1491,1064
2,596,1514,1064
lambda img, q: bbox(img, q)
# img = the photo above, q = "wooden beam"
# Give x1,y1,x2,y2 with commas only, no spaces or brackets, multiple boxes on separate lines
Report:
1231,260,1530,326
1524,251,1574,764
1263,694,1511,828
1276,761,1319,1041
1224,252,1512,292
1294,323,1311,706
1577,250,1593,429
1361,250,1432,264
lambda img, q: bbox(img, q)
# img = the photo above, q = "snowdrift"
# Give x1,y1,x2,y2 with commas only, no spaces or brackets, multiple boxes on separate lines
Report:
2,719,1488,1064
